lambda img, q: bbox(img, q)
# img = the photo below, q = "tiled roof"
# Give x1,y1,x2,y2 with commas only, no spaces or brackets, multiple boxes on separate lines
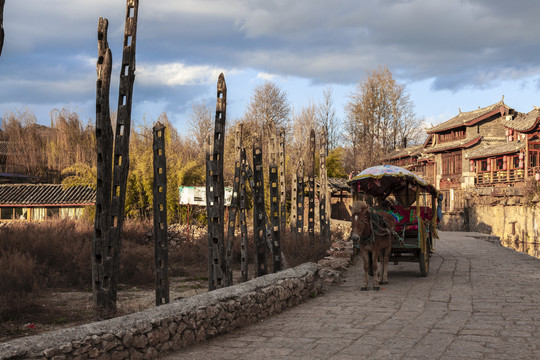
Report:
0,184,96,206
425,136,482,153
427,99,510,134
327,177,349,192
467,141,525,159
382,145,423,161
503,108,540,132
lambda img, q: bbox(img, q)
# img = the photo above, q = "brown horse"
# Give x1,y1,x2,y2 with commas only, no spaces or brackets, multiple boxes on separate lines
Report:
350,201,396,290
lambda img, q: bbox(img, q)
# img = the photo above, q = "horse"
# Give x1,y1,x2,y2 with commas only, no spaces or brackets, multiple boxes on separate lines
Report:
350,201,396,291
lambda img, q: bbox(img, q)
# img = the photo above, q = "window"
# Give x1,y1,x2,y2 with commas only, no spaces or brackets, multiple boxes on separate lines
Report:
47,207,60,219
479,160,488,172
511,155,519,169
530,151,539,168
438,128,466,143
1,208,13,220
441,151,462,175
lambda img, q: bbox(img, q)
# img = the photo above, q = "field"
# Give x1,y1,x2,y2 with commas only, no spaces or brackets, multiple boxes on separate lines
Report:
0,219,340,342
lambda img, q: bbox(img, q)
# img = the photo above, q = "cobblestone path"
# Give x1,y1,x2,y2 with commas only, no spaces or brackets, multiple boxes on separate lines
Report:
164,231,540,359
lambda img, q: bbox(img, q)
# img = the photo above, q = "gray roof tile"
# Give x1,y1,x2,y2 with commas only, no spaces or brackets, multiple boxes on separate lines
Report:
0,184,96,206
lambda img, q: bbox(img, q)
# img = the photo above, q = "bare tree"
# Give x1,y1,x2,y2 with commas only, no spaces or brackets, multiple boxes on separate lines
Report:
345,66,422,171
290,103,317,165
244,81,290,134
188,98,213,151
317,86,339,154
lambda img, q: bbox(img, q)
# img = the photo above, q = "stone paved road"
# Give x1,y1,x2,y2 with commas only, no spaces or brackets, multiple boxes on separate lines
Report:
164,231,540,359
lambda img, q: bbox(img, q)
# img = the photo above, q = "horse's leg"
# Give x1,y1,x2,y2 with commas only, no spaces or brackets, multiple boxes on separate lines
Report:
360,247,369,291
381,238,391,285
372,246,380,290
368,251,374,276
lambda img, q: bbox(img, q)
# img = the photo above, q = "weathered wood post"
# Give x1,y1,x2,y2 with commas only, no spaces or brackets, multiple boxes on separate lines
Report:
252,133,268,276
205,74,227,290
0,0,5,56
239,147,249,282
290,172,297,232
153,122,169,306
308,129,316,241
226,124,243,286
92,0,139,320
107,0,138,317
268,121,282,272
296,160,305,239
279,130,286,236
93,17,114,320
319,130,330,241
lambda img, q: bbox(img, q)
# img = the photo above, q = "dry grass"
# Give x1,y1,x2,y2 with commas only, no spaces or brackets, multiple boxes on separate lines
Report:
0,219,337,324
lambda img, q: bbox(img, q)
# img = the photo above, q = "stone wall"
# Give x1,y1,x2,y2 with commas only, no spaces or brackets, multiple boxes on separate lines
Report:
439,200,540,258
0,263,323,360
468,203,540,258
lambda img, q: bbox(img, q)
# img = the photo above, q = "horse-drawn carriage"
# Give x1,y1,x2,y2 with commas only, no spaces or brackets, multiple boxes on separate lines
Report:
348,165,441,289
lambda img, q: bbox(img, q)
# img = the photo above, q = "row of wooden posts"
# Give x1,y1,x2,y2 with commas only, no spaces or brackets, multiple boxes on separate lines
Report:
205,75,332,290
90,0,331,319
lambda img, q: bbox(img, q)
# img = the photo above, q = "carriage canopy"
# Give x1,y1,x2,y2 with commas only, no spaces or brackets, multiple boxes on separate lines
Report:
348,164,438,206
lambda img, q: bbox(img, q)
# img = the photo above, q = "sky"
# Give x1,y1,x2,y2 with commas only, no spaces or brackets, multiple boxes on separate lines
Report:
1,0,540,137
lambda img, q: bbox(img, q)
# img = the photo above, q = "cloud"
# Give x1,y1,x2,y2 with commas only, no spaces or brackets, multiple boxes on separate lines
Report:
255,72,276,81
137,62,231,87
3,0,540,127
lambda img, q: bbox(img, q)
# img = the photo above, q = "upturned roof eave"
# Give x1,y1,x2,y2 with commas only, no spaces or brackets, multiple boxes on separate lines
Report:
425,136,482,154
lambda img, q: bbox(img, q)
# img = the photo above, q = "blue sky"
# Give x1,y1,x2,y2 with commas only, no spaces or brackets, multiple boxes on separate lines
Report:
1,0,540,137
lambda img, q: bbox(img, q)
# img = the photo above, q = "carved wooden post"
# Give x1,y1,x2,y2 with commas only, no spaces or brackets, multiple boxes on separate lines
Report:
268,121,282,272
239,147,249,282
319,130,330,241
92,0,138,320
153,122,169,306
206,74,227,290
296,160,304,239
226,124,243,285
279,131,286,236
93,17,114,320
205,134,215,289
0,0,5,56
252,133,268,276
290,172,297,231
106,0,139,319
308,129,316,241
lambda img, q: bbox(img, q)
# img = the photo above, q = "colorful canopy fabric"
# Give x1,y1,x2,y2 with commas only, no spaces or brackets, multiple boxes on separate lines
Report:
348,165,437,198
351,165,429,187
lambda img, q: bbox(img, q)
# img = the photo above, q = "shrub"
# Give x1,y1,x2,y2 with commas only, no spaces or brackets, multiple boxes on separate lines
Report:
0,249,42,320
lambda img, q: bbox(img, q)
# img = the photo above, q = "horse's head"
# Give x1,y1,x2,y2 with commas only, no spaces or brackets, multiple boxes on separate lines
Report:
350,201,369,245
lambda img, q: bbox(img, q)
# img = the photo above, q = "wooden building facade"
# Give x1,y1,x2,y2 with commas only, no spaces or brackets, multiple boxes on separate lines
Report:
382,98,540,210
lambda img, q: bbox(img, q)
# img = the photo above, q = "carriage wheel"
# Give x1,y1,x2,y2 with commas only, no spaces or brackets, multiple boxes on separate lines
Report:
419,238,431,277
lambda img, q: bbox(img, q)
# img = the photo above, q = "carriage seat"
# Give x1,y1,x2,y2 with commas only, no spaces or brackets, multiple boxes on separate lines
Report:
385,205,433,232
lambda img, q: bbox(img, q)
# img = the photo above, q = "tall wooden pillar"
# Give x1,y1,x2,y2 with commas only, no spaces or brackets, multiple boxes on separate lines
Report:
253,133,268,276
308,129,316,241
153,122,169,306
92,0,139,320
205,74,227,290
268,121,282,272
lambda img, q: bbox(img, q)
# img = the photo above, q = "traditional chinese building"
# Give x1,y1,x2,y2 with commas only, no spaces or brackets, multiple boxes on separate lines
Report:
424,98,512,191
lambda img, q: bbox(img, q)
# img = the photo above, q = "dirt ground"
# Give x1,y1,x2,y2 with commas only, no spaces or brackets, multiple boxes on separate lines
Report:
0,275,210,343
